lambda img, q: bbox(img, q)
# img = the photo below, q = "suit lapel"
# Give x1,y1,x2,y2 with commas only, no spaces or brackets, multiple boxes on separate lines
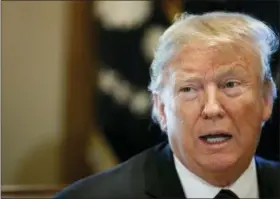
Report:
255,156,280,198
143,144,280,198
144,142,185,198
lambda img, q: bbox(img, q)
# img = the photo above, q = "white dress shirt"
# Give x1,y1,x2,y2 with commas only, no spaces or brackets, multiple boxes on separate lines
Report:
174,155,259,198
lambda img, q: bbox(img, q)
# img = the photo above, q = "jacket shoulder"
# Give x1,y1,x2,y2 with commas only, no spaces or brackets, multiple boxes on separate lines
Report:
53,144,161,199
255,156,280,179
255,156,280,171
255,156,280,197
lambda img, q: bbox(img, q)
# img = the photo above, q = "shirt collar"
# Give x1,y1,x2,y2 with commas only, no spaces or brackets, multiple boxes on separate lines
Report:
174,155,259,198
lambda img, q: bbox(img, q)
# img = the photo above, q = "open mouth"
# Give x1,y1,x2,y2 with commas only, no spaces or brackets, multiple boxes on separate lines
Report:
199,133,232,144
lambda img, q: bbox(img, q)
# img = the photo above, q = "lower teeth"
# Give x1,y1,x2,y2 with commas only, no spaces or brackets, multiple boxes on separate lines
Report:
206,137,229,143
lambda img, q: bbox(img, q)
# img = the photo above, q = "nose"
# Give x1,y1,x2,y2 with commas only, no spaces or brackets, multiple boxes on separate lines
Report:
201,85,225,120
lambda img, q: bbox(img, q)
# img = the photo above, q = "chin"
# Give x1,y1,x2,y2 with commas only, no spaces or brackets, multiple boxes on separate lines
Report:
199,153,239,172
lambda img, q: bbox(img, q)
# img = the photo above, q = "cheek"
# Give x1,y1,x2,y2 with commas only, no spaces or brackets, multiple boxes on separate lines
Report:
172,97,201,129
226,93,263,140
164,98,182,129
167,97,201,152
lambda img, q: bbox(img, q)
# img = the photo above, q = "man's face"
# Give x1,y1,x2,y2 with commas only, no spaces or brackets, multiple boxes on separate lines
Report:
156,43,273,173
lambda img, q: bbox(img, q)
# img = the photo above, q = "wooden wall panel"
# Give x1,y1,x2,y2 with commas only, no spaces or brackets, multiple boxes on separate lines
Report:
62,1,97,183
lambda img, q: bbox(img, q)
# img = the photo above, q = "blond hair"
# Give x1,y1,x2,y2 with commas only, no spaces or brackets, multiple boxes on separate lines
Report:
148,11,279,123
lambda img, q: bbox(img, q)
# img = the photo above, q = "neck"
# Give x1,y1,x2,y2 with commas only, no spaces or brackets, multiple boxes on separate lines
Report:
176,155,252,187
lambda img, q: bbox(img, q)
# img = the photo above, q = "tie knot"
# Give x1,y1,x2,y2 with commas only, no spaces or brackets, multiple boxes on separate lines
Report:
214,189,240,199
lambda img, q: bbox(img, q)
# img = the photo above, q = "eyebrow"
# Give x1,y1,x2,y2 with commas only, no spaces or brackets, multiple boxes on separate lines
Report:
173,72,203,82
173,65,248,85
173,76,203,90
175,76,203,83
213,65,248,80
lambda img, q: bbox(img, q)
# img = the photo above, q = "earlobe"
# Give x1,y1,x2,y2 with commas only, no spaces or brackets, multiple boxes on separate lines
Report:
263,99,273,121
159,103,167,131
153,93,167,131
262,85,273,121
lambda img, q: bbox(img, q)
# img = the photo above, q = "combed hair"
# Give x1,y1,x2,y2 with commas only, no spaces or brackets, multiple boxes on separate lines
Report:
148,11,279,124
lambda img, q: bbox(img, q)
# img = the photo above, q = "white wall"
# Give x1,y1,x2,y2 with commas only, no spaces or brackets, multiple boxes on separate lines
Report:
2,1,69,185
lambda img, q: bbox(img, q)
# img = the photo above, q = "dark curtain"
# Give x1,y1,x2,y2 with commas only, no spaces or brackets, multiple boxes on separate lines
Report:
93,0,279,162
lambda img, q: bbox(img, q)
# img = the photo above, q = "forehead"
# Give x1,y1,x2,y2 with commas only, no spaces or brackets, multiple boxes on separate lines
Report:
168,42,261,78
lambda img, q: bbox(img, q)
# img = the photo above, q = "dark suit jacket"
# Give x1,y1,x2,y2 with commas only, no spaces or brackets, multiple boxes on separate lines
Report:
55,142,280,198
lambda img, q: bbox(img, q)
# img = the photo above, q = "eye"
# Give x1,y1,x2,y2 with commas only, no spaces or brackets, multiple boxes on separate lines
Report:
223,80,240,88
180,87,194,92
221,80,243,97
178,86,198,100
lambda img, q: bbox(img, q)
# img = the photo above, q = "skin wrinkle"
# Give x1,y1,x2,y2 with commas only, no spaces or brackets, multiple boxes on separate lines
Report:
149,12,278,189
155,42,273,187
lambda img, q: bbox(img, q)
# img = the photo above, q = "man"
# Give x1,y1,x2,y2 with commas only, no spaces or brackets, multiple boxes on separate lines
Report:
55,11,280,198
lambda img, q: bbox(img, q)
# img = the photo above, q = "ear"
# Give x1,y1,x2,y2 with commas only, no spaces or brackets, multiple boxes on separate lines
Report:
262,82,274,121
153,93,167,131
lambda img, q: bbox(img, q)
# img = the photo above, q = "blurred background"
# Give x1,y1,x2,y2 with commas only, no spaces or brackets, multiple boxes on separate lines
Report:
2,0,279,197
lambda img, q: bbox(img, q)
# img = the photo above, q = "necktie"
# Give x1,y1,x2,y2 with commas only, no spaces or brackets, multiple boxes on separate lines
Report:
214,189,240,199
